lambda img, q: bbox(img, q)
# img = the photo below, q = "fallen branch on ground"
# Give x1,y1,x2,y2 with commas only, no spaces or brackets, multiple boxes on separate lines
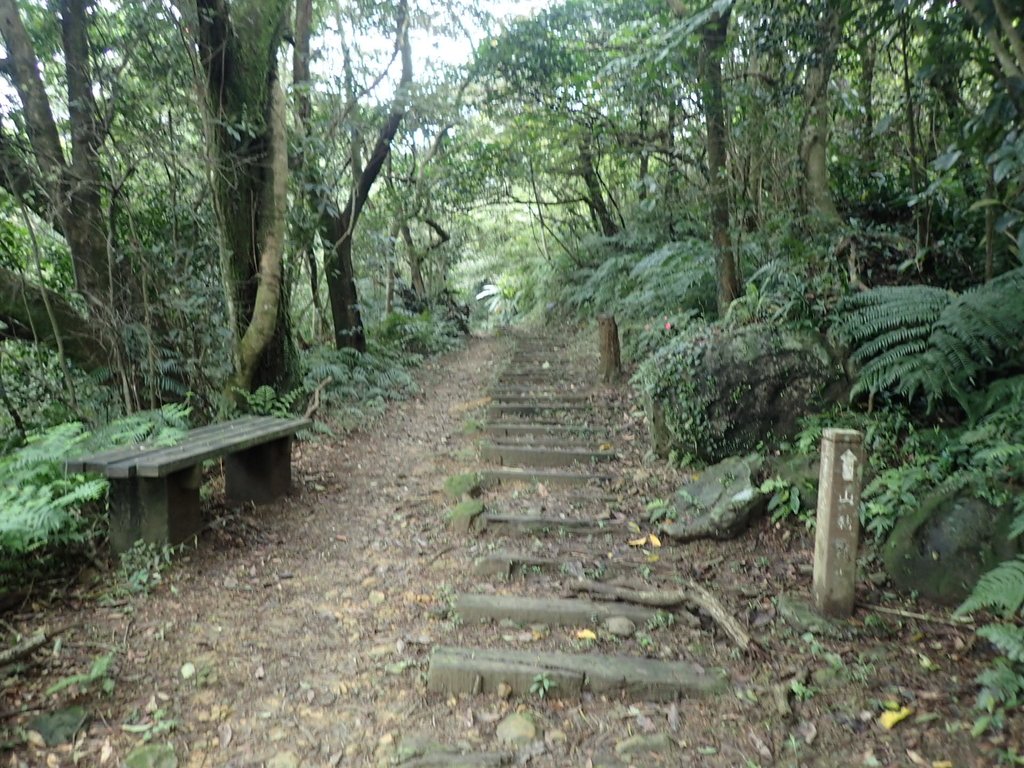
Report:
861,603,973,627
304,376,334,418
0,623,77,670
570,581,762,657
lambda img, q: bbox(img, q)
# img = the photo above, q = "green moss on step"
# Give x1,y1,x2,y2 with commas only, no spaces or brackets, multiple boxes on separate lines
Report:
444,472,482,499
446,499,485,532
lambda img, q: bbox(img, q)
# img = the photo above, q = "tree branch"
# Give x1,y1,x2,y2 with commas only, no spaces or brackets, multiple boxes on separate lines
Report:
0,127,54,225
0,266,112,371
422,217,450,248
0,0,67,180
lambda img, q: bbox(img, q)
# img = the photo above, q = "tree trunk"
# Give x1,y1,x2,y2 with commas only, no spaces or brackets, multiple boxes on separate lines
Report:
0,266,111,371
798,3,843,223
0,0,110,304
579,145,619,237
697,6,741,315
859,38,877,168
191,0,294,398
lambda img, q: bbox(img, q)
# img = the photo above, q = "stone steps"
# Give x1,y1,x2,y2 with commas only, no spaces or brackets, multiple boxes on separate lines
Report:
487,392,594,403
483,423,607,439
485,402,597,419
424,335,734,710
472,550,630,580
484,433,599,448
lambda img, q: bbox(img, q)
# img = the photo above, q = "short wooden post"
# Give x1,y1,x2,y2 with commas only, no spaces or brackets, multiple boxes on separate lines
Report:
813,429,865,618
598,314,622,383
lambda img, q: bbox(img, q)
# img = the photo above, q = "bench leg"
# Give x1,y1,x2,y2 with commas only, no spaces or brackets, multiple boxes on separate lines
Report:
108,466,203,554
224,436,293,504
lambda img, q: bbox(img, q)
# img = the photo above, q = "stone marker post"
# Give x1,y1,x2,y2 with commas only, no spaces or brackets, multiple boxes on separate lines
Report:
813,428,865,617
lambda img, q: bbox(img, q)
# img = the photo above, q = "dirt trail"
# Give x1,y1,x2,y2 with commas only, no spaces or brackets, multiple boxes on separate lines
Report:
3,330,1017,767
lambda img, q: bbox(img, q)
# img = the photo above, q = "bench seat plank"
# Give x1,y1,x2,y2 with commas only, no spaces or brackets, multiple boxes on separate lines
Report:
64,417,266,475
103,417,311,479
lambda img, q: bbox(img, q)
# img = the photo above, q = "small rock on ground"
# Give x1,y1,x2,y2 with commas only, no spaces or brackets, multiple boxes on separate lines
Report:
603,616,636,637
496,712,540,745
615,732,674,756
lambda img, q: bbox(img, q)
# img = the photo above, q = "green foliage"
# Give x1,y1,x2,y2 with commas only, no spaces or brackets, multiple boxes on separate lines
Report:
374,310,463,356
832,268,1024,413
118,541,177,596
237,385,303,417
560,238,716,361
971,659,1023,738
0,404,188,559
46,652,116,697
0,423,108,554
759,476,811,529
475,281,521,325
645,497,676,524
530,673,557,699
299,342,421,430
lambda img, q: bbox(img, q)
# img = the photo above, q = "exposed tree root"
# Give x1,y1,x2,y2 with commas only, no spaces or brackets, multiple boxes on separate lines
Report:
571,581,762,657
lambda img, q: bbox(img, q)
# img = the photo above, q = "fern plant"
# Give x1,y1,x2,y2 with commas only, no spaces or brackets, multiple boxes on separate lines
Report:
832,267,1024,413
957,553,1024,736
0,403,190,558
237,385,303,417
953,386,1024,737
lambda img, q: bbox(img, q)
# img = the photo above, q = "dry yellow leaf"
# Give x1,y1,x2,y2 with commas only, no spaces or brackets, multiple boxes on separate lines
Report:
649,534,662,548
879,706,913,730
931,762,953,768
598,442,613,451
576,629,597,641
628,537,648,547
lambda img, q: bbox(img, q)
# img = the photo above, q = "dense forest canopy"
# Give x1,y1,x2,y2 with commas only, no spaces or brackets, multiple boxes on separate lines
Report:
1,0,1024,739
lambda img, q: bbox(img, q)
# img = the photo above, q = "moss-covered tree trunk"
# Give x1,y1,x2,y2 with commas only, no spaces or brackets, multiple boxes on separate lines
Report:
190,0,295,397
697,5,741,315
798,3,845,223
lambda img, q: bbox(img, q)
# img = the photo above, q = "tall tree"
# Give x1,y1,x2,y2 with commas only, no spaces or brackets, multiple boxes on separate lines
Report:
186,0,292,394
685,0,741,313
798,1,847,222
0,0,114,366
293,0,413,353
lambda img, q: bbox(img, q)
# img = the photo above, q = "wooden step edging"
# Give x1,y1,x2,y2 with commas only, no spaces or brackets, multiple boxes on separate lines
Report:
479,513,617,535
483,423,606,439
481,468,613,488
479,444,615,468
427,646,729,701
455,594,658,626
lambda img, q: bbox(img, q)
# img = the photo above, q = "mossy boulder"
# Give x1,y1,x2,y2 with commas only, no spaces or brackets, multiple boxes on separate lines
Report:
638,323,846,463
882,491,1021,605
661,454,768,541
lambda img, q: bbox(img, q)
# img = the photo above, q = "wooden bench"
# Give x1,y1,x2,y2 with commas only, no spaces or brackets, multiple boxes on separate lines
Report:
66,415,310,553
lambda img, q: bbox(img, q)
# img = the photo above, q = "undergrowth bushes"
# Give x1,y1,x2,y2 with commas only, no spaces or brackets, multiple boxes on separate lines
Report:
0,404,190,572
